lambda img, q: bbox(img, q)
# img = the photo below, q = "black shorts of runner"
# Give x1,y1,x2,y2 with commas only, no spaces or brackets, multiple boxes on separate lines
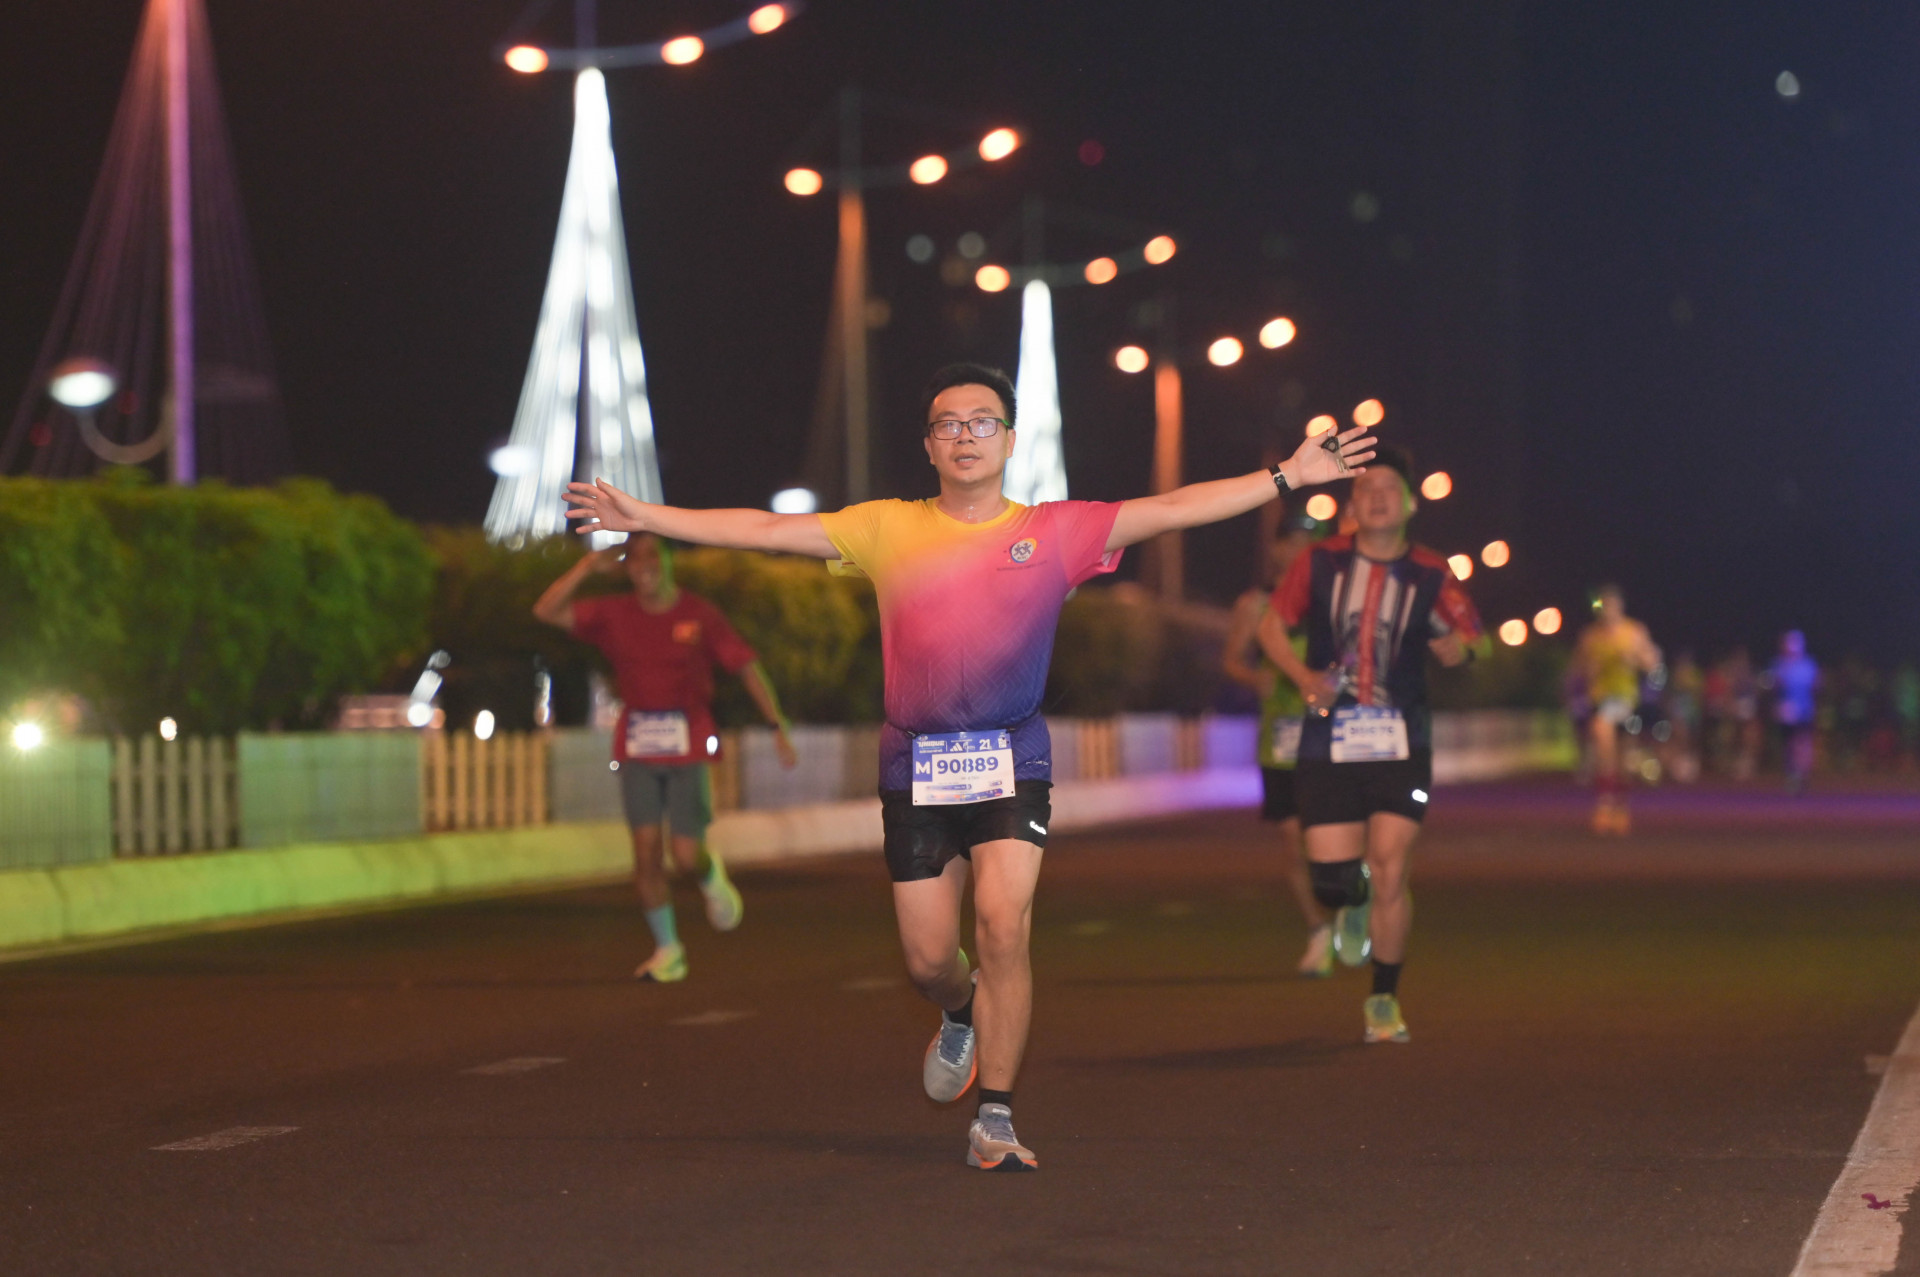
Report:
879,781,1052,883
1259,767,1299,822
617,761,713,839
1295,752,1432,829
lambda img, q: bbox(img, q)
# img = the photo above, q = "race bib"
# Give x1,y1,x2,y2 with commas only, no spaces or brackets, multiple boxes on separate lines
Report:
1329,706,1410,763
911,730,1014,806
625,711,691,759
1268,717,1302,765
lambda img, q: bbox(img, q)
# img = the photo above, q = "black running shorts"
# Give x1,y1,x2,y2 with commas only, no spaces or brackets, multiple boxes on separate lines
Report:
1259,766,1299,823
1294,752,1432,829
617,761,713,838
879,780,1052,883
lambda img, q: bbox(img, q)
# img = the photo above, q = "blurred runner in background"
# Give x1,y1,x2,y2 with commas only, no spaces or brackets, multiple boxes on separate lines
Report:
1223,513,1331,977
535,537,797,983
1767,630,1820,794
1572,586,1661,834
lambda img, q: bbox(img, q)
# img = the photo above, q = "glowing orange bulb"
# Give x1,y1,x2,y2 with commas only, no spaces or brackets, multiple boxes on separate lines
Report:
1143,235,1177,265
908,154,949,185
747,4,787,34
661,35,705,65
784,167,824,196
1259,317,1296,349
1533,607,1563,636
1207,337,1244,367
1114,345,1150,374
1304,414,1336,438
1498,619,1529,646
1305,494,1339,521
504,45,549,73
1084,256,1118,285
1420,471,1452,500
1481,540,1511,568
979,128,1021,161
1447,554,1474,581
975,264,1012,293
1353,398,1385,427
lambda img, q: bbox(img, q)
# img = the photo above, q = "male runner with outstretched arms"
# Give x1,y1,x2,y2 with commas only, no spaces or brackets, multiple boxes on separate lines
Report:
534,534,797,981
565,362,1373,1170
1222,514,1332,976
1257,447,1486,1044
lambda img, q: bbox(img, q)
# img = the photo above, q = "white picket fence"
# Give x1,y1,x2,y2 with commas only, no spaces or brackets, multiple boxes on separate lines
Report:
111,736,239,855
420,731,549,833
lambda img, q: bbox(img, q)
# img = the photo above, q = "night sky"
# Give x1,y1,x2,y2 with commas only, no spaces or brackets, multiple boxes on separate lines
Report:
4,1,1917,663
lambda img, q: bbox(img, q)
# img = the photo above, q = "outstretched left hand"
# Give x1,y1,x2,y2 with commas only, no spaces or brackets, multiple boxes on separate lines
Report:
1288,425,1377,488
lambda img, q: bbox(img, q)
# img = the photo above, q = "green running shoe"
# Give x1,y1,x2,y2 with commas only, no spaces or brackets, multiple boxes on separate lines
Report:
701,862,743,932
634,943,688,983
1297,924,1334,978
1363,993,1409,1044
1332,866,1373,967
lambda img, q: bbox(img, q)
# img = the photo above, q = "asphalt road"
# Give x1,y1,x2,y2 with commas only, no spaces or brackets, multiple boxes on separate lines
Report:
5,780,1920,1276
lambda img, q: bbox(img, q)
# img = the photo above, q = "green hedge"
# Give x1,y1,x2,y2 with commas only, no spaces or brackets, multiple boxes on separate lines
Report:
0,473,432,733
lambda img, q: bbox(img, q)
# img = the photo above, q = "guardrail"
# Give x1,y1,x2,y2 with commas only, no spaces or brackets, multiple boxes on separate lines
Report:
0,711,1573,871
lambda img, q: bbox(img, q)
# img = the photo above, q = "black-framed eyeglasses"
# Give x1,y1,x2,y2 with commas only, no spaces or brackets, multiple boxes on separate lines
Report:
926,416,1007,440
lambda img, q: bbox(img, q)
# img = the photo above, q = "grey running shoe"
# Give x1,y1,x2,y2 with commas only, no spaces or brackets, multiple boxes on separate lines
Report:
967,1103,1038,1172
923,1013,977,1103
1332,865,1373,967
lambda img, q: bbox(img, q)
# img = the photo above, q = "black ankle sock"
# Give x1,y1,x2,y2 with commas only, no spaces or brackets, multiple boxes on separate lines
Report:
1371,960,1403,997
978,1088,1013,1111
945,991,974,1027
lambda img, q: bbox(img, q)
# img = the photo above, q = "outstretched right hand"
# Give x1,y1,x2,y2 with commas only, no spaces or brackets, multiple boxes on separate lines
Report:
565,479,649,535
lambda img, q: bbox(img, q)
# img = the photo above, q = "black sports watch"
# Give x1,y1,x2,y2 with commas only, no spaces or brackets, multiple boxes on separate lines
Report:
1269,462,1293,495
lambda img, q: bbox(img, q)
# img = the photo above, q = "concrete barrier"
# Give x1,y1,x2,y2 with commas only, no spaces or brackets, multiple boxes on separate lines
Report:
0,713,1573,956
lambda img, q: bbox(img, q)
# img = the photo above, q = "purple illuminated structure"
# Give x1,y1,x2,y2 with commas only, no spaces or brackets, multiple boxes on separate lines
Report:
2,0,284,484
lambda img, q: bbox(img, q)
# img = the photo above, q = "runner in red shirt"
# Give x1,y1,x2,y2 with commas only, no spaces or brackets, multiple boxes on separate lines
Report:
535,534,796,982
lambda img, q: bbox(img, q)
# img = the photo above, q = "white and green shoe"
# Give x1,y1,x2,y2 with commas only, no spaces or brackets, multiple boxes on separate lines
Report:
1332,866,1373,967
1363,993,1409,1044
635,943,688,983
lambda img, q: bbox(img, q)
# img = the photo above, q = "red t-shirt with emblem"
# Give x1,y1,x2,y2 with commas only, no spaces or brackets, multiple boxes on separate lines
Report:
571,592,758,765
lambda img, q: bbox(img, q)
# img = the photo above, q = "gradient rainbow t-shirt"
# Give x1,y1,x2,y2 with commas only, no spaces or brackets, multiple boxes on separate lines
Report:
818,498,1124,791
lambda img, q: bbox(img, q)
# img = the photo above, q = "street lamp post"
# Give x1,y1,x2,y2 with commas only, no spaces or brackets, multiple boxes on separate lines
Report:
783,96,1022,505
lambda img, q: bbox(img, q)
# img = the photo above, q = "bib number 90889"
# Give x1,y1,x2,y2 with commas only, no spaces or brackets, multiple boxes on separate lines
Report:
911,730,1015,805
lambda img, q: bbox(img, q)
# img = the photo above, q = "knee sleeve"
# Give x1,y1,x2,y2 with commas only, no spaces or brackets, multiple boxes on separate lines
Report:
1309,858,1370,909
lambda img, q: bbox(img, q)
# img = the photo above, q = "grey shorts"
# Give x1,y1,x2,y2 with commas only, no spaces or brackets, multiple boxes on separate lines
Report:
617,761,713,838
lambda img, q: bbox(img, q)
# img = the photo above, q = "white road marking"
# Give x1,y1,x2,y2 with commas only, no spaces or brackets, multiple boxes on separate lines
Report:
669,1009,756,1027
462,1056,567,1076
839,976,903,992
153,1126,297,1152
1791,1004,1920,1275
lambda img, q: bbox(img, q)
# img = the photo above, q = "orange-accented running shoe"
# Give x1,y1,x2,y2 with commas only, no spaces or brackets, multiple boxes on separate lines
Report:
967,1103,1038,1172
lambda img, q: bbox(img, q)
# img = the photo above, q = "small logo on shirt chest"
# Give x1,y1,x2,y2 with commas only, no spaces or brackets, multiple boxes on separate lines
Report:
672,621,702,645
1008,538,1038,564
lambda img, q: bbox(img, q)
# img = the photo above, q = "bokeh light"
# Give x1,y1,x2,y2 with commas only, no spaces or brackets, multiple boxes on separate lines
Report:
979,128,1020,161
1143,235,1177,265
1114,345,1150,374
1305,494,1339,521
1083,256,1118,285
1447,554,1474,581
1207,337,1244,367
975,264,1012,293
747,4,788,35
908,154,948,185
474,709,497,741
784,167,823,196
1498,619,1528,646
11,721,45,751
1533,607,1563,636
661,36,705,65
504,45,550,74
1259,317,1296,349
1481,540,1511,568
1353,398,1385,427
1420,471,1452,500
1775,70,1801,100
159,716,178,742
1304,414,1336,438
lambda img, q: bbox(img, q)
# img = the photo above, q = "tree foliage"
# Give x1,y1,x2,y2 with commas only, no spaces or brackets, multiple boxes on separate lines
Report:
0,473,432,733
